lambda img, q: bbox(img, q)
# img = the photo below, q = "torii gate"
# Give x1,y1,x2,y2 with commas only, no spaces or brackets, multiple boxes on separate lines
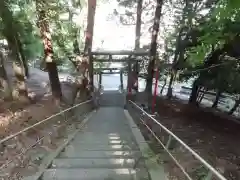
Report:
93,67,126,90
90,50,149,93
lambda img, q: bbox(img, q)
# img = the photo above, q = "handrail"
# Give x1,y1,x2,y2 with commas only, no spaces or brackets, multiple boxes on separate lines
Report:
129,100,227,180
139,117,192,180
0,100,91,145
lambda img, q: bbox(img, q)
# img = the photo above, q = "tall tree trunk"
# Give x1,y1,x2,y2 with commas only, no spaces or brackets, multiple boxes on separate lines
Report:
0,51,12,99
145,0,163,93
167,27,183,99
228,98,240,115
84,0,96,89
71,0,97,104
212,90,221,108
12,49,29,101
132,0,143,92
36,0,62,103
0,0,28,78
166,71,174,98
0,0,29,77
0,0,29,101
71,33,83,104
7,39,29,101
135,0,142,50
166,0,191,99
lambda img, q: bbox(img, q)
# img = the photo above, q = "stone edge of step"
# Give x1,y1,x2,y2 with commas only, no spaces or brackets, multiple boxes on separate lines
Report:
58,150,142,159
51,157,140,169
124,110,168,180
42,168,149,180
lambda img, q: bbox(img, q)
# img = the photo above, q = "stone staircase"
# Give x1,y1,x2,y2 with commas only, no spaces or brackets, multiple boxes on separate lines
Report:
40,107,150,180
99,90,125,107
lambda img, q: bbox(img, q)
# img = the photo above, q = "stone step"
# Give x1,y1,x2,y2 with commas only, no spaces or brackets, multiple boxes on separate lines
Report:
71,134,137,147
73,132,136,140
63,143,139,151
59,150,142,159
42,168,149,180
51,158,141,169
70,139,134,145
71,136,136,145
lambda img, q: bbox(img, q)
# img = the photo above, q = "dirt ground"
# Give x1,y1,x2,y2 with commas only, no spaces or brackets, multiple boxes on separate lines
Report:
130,93,240,180
0,81,92,179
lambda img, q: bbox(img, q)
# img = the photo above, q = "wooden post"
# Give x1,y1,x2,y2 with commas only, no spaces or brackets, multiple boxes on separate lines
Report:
133,62,139,92
127,60,132,94
120,70,123,90
152,67,159,113
89,53,94,89
109,54,112,61
99,72,102,90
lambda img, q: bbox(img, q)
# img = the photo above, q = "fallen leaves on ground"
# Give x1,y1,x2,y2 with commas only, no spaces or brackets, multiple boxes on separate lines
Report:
130,92,240,180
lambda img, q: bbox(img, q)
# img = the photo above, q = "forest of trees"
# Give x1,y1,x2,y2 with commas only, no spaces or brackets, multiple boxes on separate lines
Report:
117,0,240,115
0,0,96,105
1,0,240,116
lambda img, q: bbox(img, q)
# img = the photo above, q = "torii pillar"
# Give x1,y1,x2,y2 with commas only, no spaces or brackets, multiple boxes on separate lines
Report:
120,70,123,90
127,60,132,94
133,61,139,92
99,72,102,90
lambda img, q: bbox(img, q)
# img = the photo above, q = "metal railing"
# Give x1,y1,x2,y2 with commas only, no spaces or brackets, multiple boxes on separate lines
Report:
128,100,227,180
0,100,92,177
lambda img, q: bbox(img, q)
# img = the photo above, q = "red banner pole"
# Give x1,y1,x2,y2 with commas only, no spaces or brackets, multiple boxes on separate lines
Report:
152,67,159,113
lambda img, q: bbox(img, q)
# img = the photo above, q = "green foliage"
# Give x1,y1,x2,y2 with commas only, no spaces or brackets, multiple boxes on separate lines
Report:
14,6,43,59
0,0,85,69
163,0,240,111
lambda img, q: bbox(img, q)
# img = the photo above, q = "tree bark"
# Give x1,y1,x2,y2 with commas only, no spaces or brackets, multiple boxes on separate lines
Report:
7,39,29,101
0,0,29,101
0,0,29,78
0,51,12,99
36,0,62,103
167,71,174,98
7,38,29,101
145,0,163,93
8,38,29,100
166,27,183,99
132,0,143,92
84,0,96,89
135,0,142,50
12,59,29,101
212,90,221,108
71,0,97,104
